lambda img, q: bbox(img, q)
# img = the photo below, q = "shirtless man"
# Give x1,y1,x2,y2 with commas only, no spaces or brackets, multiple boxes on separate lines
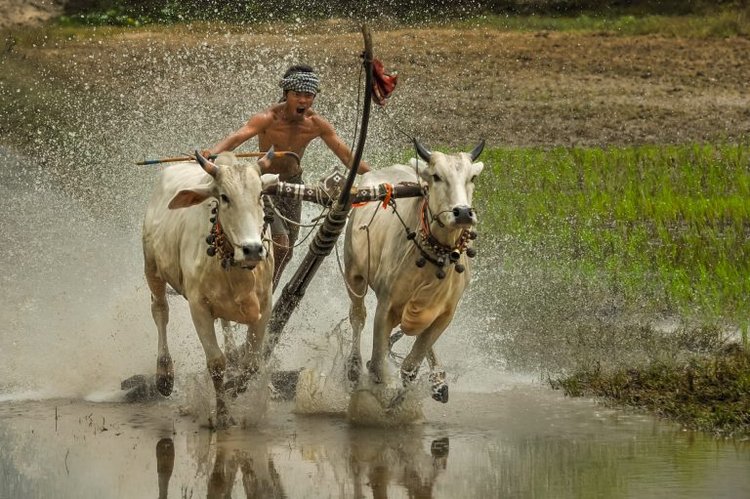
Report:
203,64,370,289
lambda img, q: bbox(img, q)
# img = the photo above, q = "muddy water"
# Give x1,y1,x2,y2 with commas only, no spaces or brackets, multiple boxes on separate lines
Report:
1,388,750,498
2,29,750,499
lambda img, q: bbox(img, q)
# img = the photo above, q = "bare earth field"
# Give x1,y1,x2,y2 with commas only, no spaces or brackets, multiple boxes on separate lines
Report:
2,19,750,150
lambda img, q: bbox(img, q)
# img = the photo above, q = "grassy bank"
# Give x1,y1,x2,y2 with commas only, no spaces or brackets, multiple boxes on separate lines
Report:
549,343,750,436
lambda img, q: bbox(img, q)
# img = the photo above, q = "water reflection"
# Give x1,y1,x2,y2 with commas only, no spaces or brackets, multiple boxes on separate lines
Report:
1,395,749,498
348,430,448,499
154,425,449,499
156,438,174,499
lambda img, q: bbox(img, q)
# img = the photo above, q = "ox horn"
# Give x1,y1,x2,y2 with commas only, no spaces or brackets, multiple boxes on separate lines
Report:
194,150,219,177
469,139,485,162
413,139,432,163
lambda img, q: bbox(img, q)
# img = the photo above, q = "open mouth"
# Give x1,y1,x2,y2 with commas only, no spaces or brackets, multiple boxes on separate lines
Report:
296,106,306,114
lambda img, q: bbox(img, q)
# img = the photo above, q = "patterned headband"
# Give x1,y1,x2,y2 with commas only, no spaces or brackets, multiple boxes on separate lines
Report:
279,71,320,95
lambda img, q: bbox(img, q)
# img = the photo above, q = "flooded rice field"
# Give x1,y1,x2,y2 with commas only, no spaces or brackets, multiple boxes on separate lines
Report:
2,387,750,498
2,22,750,498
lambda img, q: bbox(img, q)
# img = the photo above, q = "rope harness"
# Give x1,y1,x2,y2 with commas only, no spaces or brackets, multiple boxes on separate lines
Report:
394,195,477,279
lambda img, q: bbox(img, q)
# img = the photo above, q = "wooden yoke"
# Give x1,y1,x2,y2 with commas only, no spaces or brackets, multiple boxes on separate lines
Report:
263,180,423,207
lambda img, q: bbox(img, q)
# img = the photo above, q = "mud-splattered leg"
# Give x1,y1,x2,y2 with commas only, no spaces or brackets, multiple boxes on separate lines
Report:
189,301,229,428
145,260,173,396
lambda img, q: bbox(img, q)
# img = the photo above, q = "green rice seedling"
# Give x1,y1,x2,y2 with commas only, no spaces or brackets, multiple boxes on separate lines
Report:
476,142,750,325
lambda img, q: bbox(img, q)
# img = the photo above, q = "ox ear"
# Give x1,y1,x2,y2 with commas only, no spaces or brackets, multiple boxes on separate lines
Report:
168,187,214,209
471,161,485,177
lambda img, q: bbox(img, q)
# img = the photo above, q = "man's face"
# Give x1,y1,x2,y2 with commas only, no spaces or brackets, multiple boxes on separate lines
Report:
286,90,316,115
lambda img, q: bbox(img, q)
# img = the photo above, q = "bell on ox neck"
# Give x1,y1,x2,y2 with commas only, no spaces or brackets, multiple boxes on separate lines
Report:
206,246,216,257
455,263,465,273
407,230,416,240
468,230,477,240
416,257,426,268
436,269,446,279
210,216,216,223
206,234,215,245
466,247,477,258
449,250,461,262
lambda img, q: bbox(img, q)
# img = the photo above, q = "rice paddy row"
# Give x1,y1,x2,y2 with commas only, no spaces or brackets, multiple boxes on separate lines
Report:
475,143,750,335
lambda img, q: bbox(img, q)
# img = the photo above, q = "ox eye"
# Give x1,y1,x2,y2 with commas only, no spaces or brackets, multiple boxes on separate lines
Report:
432,174,442,182
220,194,230,204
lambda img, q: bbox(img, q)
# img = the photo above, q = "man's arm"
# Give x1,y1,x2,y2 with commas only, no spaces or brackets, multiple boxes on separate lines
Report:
319,119,371,174
204,112,272,156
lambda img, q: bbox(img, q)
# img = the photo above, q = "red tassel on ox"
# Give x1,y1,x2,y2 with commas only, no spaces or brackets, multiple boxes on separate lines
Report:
372,58,398,106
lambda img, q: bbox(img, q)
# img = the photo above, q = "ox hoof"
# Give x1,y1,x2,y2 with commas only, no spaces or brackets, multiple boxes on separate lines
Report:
432,383,449,403
346,356,362,384
155,375,174,397
400,366,419,385
366,362,384,385
156,356,174,396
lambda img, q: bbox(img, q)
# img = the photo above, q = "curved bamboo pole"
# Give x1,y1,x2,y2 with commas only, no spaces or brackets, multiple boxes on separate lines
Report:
263,25,374,361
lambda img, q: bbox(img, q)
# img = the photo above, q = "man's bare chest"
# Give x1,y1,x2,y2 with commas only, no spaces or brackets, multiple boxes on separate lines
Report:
265,121,318,145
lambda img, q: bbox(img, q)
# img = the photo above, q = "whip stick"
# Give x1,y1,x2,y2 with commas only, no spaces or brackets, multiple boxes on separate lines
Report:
136,151,300,165
263,25,374,361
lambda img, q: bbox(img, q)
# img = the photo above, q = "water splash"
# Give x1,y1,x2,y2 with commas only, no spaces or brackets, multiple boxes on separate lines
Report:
0,26,516,410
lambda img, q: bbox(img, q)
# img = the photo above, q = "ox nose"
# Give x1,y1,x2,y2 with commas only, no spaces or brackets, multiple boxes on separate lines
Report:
452,205,475,225
240,242,265,261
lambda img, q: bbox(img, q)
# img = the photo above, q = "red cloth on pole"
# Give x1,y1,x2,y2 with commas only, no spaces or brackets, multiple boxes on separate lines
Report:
372,58,397,106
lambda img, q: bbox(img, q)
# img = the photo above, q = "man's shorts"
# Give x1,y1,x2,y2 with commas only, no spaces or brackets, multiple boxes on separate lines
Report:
264,173,302,246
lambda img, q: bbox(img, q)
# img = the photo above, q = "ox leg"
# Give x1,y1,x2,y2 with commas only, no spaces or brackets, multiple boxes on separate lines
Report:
189,302,229,427
426,349,449,404
221,319,238,365
145,265,173,397
346,279,367,385
401,319,450,403
369,302,396,385
225,321,265,397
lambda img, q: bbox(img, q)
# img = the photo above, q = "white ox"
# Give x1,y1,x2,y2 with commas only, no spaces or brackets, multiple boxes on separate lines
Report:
142,152,276,425
344,140,485,403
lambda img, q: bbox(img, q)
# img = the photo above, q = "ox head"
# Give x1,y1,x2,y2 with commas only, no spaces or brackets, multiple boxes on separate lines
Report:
412,139,485,229
168,151,278,267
